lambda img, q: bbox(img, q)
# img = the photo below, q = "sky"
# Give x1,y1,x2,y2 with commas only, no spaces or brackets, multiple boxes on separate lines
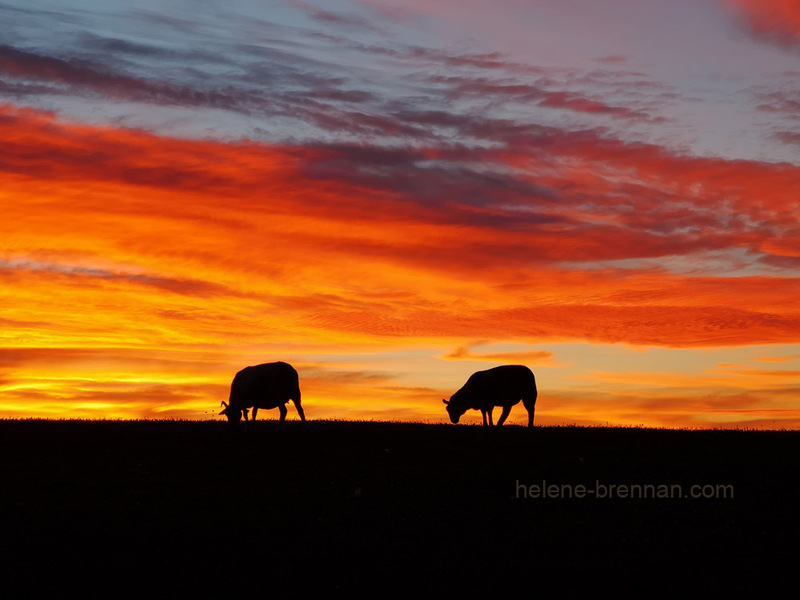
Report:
1,0,800,428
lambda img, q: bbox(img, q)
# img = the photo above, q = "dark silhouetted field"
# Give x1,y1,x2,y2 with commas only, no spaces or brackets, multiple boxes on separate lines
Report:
1,420,797,595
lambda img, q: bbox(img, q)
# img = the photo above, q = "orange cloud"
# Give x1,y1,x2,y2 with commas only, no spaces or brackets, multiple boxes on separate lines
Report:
2,103,800,353
757,354,800,363
441,344,556,365
2,103,800,425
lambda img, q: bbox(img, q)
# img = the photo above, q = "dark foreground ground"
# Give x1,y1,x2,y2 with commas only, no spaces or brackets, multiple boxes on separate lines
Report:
1,420,798,596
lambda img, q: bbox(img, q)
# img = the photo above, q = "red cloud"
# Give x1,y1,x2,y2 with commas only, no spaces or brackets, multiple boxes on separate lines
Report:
3,101,799,273
3,102,800,351
724,0,800,46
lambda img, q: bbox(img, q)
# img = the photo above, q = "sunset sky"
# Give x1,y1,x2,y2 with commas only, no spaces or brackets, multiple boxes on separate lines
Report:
2,0,800,428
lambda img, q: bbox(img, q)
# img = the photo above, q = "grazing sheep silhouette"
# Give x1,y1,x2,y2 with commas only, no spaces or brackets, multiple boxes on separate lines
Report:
219,362,305,426
443,365,537,427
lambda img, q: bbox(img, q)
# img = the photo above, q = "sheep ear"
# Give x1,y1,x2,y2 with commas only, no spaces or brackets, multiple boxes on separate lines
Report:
442,399,449,405
221,401,228,408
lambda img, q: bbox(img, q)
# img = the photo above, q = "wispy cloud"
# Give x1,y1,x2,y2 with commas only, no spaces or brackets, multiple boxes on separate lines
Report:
441,344,556,366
